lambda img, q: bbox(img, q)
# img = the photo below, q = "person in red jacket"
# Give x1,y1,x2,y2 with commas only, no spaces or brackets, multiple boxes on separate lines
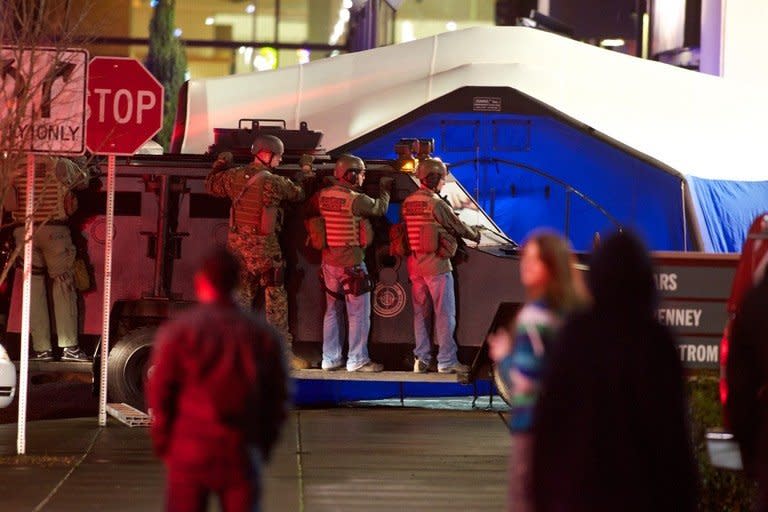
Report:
147,247,290,512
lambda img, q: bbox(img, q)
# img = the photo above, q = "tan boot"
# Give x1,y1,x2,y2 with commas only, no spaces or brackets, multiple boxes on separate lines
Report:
290,352,311,370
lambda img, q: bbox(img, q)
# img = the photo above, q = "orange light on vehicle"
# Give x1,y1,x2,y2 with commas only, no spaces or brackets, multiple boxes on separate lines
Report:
394,138,419,173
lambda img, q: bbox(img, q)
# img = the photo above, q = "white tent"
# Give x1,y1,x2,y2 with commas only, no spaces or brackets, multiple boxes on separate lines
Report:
176,27,768,252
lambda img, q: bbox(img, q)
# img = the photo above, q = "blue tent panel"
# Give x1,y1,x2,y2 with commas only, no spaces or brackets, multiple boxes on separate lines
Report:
353,112,687,251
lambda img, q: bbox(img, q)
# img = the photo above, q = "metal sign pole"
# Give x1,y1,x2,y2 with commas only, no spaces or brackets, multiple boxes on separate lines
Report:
17,153,35,454
98,154,116,426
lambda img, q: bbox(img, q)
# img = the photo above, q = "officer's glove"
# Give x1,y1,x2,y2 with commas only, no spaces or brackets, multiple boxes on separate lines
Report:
471,225,484,242
379,176,395,194
299,154,314,172
213,151,234,172
55,158,89,189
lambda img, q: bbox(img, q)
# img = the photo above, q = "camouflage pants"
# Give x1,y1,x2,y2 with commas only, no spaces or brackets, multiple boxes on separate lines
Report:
228,230,292,345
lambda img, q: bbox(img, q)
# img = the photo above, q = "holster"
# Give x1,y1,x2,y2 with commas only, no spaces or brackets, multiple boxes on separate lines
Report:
73,257,92,291
341,266,373,296
319,267,345,300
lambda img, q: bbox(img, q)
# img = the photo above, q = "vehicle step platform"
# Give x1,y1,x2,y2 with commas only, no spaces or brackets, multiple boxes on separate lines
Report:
292,369,465,383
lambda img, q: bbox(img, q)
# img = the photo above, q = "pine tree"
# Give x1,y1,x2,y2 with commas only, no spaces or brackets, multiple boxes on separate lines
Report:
145,0,187,152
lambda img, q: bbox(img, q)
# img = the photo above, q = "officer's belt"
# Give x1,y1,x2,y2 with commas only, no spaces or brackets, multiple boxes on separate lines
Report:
230,224,270,235
10,219,70,228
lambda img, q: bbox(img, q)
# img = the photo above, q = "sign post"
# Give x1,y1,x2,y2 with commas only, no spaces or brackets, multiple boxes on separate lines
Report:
1,46,88,454
86,56,164,427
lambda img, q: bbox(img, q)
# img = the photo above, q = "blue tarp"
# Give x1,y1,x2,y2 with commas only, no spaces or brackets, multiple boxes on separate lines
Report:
687,177,768,252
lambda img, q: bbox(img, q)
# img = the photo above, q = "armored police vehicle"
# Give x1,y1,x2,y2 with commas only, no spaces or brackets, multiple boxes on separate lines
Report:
1,121,736,410
9,26,760,407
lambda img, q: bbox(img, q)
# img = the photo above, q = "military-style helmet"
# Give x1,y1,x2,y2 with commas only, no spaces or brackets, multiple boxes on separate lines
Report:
334,154,365,183
416,158,447,184
251,134,285,157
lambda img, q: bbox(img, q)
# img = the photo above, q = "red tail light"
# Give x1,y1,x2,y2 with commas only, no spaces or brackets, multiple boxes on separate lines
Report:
719,331,729,407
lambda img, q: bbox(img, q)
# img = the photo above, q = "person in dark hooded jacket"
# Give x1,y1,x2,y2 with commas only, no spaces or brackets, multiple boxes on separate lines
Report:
148,247,290,512
531,230,698,512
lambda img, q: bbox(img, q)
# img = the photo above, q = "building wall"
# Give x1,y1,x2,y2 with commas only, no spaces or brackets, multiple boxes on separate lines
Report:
721,1,768,83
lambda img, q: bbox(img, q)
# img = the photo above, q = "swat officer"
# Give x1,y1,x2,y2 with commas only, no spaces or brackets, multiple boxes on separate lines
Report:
311,154,392,372
8,156,91,361
401,158,480,374
206,134,312,370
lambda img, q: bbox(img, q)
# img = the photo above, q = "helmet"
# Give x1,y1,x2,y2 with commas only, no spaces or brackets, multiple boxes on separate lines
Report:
334,154,365,183
416,158,447,188
250,134,285,157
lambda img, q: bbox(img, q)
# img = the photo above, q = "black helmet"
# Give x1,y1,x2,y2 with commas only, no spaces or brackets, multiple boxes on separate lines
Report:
334,154,365,184
416,158,447,189
251,134,285,157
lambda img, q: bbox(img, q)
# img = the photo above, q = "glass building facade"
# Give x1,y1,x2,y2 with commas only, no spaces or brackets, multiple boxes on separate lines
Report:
80,0,495,79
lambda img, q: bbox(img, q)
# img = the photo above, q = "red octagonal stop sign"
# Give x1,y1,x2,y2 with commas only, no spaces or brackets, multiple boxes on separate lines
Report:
86,57,164,155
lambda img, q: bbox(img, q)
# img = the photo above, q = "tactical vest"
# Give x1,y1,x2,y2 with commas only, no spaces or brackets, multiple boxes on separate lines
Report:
12,158,71,222
402,189,441,253
231,167,278,235
319,185,361,248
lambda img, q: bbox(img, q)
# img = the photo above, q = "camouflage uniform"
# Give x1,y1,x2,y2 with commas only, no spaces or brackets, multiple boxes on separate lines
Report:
205,161,304,346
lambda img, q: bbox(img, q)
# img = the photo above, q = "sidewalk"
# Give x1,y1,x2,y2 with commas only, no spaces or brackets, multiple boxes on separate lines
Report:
0,407,509,511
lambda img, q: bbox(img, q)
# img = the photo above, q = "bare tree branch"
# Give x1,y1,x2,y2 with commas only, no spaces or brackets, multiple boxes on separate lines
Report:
0,0,97,286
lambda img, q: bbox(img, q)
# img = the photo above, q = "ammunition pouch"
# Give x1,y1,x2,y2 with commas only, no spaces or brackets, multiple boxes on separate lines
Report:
341,266,373,296
73,257,92,292
359,218,374,248
259,266,284,287
305,216,327,250
261,206,278,235
388,222,409,257
418,224,441,253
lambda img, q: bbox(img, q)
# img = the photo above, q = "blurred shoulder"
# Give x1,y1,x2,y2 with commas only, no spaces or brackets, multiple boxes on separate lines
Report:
516,301,559,327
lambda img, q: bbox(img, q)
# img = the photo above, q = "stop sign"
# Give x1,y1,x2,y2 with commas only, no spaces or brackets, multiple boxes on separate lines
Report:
86,57,164,155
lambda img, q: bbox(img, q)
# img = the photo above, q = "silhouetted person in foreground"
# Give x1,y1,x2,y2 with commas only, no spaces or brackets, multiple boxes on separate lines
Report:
727,270,768,511
148,247,290,512
487,229,583,512
532,230,698,512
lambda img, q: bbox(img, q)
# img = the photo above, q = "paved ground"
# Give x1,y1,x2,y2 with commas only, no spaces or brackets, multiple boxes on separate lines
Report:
0,371,96,426
0,405,510,511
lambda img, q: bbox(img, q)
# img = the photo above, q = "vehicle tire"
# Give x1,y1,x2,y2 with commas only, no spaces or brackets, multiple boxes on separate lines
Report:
492,363,512,406
107,326,157,411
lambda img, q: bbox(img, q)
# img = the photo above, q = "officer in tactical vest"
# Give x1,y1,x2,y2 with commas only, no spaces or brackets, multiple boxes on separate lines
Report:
206,134,313,370
311,154,393,372
8,156,91,361
401,158,480,374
